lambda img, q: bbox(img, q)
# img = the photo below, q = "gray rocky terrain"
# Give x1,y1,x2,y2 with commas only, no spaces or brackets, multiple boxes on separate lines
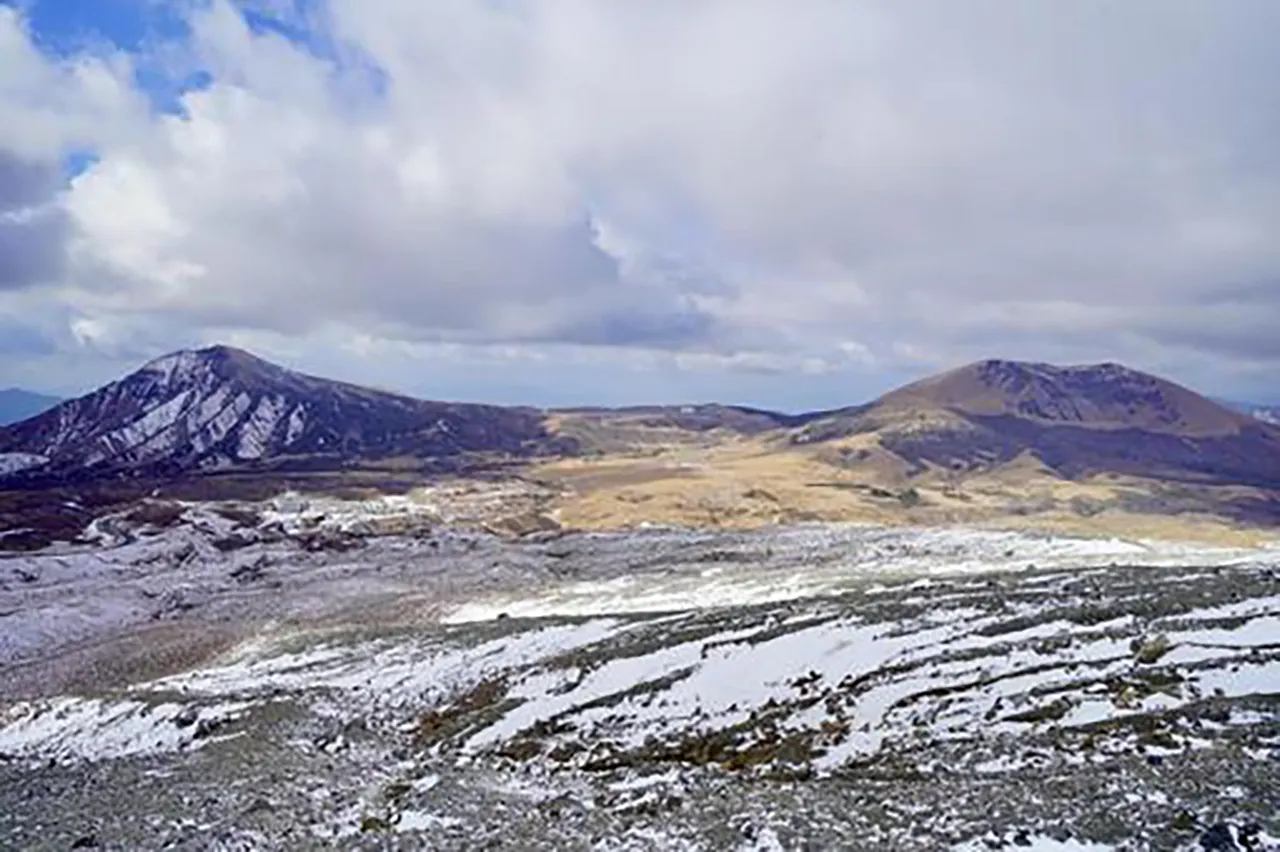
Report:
1,498,1278,850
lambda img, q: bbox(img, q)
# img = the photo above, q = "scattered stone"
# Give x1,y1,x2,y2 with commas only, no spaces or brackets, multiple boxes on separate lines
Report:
1132,634,1173,664
212,532,258,552
229,557,270,584
1200,823,1238,851
172,707,200,729
360,816,390,834
241,798,274,816
484,512,562,539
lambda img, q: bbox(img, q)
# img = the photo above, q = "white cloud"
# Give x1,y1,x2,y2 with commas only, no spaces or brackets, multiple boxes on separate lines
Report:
0,7,144,159
1,0,1279,403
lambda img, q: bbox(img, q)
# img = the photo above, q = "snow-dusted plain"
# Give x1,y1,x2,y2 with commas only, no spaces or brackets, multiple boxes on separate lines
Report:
3,496,1270,679
1,501,1278,849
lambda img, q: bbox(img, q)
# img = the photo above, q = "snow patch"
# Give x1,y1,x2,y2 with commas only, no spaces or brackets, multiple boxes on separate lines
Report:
953,837,1115,851
142,350,204,385
0,697,253,764
0,452,48,476
284,405,306,446
393,810,464,833
100,389,196,459
237,394,286,459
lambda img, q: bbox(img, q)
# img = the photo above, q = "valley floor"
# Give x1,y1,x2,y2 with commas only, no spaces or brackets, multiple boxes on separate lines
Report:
1,504,1278,849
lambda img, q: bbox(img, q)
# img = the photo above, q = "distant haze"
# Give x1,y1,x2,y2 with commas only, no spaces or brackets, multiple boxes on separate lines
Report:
0,389,60,426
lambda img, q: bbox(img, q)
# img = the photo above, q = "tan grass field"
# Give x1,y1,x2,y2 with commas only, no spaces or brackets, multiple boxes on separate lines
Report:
530,427,1277,547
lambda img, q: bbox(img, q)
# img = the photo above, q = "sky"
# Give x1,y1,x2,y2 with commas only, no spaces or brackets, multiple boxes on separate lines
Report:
1,0,1278,410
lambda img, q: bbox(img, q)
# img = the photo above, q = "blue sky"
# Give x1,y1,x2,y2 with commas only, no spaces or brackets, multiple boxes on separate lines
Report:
21,0,181,51
19,0,295,121
1,0,1278,408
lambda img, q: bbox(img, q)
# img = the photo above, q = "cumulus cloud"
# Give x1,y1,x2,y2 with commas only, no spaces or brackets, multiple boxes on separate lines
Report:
0,0,1278,401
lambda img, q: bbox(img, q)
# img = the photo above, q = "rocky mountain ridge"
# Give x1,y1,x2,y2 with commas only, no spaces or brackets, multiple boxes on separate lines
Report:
0,345,566,483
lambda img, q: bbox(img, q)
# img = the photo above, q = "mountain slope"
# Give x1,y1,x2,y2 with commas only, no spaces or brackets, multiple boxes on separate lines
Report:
794,359,1280,488
878,359,1250,435
0,389,61,426
0,346,568,481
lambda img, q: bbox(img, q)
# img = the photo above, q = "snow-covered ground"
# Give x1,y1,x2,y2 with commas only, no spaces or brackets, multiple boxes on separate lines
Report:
1,504,1278,849
8,559,1272,772
442,524,1272,623
4,500,1274,679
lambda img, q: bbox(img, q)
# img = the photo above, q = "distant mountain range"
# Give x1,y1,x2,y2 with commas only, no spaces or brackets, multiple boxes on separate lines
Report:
2,347,1279,508
0,389,61,426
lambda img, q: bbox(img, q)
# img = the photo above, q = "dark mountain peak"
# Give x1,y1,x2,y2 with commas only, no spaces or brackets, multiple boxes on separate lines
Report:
0,346,561,482
136,345,298,391
185,344,291,376
195,343,253,359
141,343,254,372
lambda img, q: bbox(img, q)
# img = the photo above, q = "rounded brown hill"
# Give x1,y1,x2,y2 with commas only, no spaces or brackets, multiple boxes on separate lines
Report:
875,359,1250,437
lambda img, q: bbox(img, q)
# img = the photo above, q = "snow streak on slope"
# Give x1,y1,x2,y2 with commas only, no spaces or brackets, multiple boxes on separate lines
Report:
238,395,287,460
2,559,1277,849
0,453,47,475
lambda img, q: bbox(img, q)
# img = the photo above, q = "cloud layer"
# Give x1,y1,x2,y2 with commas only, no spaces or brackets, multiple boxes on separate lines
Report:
1,0,1278,403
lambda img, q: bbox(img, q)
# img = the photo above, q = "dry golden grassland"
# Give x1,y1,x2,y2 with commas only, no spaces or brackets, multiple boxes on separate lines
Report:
530,419,1276,546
